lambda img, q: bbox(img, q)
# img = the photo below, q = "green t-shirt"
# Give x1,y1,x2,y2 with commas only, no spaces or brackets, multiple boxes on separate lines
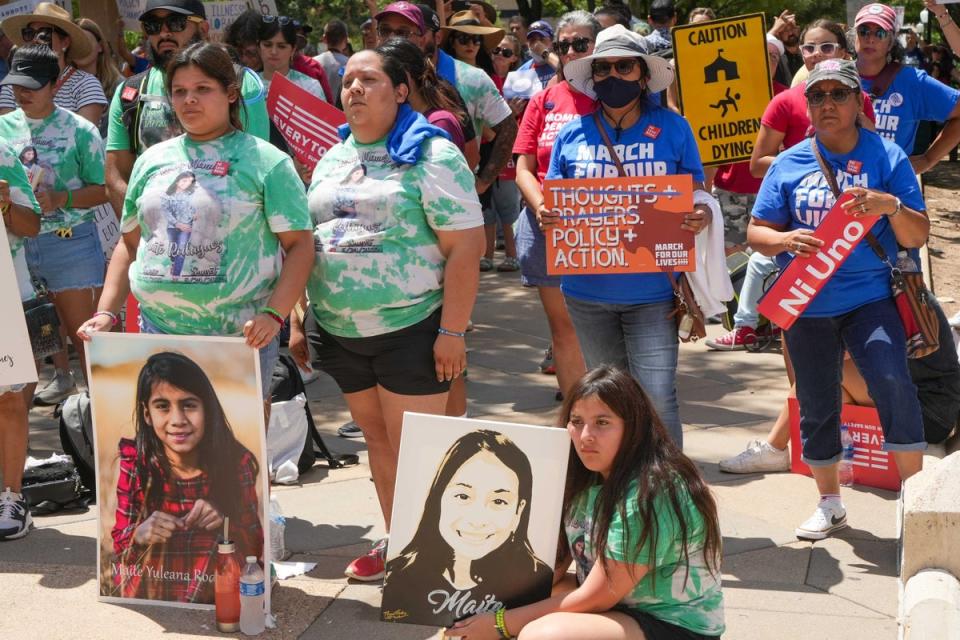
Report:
452,58,512,138
261,68,327,102
106,66,269,155
0,144,42,300
565,480,725,636
306,134,483,338
122,130,311,335
0,107,105,234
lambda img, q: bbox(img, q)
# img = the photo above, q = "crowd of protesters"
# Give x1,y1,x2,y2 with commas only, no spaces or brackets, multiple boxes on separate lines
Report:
2,0,960,637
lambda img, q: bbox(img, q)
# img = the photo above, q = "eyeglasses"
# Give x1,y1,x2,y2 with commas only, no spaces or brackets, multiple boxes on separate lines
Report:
856,26,889,40
591,58,641,78
454,33,483,46
377,25,418,40
806,87,857,107
492,47,515,57
261,15,301,28
21,26,67,42
800,42,841,56
141,14,204,36
553,37,592,55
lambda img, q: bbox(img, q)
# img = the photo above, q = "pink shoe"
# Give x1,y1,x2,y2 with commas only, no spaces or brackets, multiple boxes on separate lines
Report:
705,326,757,351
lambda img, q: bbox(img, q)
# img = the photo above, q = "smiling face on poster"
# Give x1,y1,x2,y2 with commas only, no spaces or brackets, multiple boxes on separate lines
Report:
86,333,268,611
381,414,570,627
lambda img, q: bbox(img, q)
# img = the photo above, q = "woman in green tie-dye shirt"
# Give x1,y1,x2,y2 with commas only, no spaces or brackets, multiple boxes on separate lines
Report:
449,366,725,640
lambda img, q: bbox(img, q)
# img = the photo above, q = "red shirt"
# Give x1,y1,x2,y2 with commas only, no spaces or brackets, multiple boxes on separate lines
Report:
714,81,789,194
513,81,596,184
292,53,333,104
761,81,877,150
426,108,466,152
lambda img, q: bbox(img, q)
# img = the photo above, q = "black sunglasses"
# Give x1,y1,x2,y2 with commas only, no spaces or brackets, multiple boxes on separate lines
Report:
141,14,203,36
553,37,592,55
856,26,889,40
454,33,483,46
805,87,857,107
591,58,641,78
492,46,515,57
377,25,418,40
21,26,68,43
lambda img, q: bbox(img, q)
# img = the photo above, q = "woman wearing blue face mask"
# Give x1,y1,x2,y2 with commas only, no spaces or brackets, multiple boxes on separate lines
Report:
542,25,714,448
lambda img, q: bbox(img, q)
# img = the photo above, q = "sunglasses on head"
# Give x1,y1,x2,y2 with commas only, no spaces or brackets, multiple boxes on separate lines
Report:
805,87,857,106
261,15,301,27
591,58,641,78
800,42,840,56
553,37,591,55
141,14,203,36
21,26,67,43
454,33,483,46
377,25,418,40
491,46,515,57
856,26,889,40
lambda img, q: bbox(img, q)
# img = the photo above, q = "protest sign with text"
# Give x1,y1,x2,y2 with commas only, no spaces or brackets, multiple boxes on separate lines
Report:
0,230,38,386
757,193,879,331
266,73,345,170
672,14,772,166
543,175,695,276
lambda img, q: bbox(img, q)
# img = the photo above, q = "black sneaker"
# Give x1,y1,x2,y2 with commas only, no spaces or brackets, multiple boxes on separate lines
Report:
337,421,365,439
0,488,32,540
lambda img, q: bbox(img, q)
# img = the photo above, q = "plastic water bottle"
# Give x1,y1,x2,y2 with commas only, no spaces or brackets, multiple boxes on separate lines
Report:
239,556,265,635
269,496,286,563
839,425,855,487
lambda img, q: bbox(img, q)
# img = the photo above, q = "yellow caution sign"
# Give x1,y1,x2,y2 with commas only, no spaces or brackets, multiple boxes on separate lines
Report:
672,13,773,167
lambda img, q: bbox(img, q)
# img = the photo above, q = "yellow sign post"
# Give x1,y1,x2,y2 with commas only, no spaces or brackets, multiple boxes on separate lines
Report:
672,13,772,167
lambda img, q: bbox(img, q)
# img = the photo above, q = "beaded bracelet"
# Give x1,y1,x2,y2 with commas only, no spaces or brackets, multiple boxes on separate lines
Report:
93,310,119,326
261,306,284,325
494,608,512,639
438,326,466,338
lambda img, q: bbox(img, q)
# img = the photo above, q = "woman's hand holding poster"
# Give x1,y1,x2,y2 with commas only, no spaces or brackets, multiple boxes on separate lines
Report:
381,414,570,627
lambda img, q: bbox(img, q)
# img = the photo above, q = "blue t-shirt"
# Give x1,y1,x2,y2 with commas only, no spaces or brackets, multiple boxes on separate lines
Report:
546,105,705,305
753,130,925,317
518,58,556,88
861,66,959,153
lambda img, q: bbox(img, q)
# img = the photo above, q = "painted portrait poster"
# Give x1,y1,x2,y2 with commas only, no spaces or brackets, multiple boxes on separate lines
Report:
381,414,570,627
87,333,269,611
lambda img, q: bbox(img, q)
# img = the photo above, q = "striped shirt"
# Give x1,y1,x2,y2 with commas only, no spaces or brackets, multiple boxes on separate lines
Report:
0,67,107,113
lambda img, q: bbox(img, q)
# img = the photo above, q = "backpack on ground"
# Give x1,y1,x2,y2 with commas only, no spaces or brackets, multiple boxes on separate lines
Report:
56,392,97,497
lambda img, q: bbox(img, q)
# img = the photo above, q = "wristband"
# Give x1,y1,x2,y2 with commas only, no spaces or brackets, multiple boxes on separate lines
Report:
438,326,466,338
889,197,902,217
93,310,119,326
494,608,512,639
260,306,284,325
64,190,72,209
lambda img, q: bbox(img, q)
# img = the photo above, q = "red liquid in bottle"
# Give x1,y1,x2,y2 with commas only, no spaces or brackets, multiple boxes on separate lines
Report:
216,541,241,633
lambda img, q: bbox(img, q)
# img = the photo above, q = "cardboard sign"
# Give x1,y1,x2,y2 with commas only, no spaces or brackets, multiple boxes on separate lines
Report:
266,73,345,170
381,414,569,627
789,399,901,491
0,230,38,386
88,333,269,611
757,193,878,330
542,175,695,276
673,14,773,166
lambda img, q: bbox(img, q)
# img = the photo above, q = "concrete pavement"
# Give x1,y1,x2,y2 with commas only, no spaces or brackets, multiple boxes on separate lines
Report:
0,272,900,639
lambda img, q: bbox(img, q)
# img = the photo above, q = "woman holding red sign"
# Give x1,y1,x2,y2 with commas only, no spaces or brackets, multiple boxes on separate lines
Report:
749,59,928,541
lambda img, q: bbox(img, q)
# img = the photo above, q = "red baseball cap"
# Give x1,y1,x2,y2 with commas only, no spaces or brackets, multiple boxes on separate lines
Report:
855,3,897,33
374,1,425,35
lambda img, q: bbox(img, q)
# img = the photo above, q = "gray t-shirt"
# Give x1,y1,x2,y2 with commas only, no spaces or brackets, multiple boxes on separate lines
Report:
314,50,349,100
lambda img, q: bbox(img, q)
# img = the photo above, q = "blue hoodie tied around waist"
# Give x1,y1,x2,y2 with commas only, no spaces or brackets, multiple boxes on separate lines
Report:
338,103,451,165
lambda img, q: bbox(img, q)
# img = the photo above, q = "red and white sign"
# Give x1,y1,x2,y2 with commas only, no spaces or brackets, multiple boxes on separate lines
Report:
266,73,346,170
789,399,901,491
757,193,879,330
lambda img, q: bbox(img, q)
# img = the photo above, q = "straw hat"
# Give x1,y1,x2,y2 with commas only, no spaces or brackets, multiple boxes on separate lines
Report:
1,2,92,60
563,25,674,98
441,10,504,52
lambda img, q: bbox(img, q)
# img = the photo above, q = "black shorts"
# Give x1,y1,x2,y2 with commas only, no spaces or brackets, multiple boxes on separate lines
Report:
613,607,720,640
305,309,451,396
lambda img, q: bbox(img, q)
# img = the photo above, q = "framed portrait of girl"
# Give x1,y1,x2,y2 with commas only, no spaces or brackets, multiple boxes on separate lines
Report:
381,413,569,627
86,333,269,611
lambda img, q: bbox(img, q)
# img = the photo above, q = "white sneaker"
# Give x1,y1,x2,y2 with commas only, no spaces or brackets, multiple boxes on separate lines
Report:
796,502,847,540
33,370,77,406
718,440,790,473
0,489,32,540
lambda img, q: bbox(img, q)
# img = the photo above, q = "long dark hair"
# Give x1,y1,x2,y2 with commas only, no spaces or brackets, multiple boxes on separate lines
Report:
165,42,245,132
166,170,196,195
133,352,259,530
560,367,722,585
375,38,467,124
443,31,495,76
257,15,298,46
387,430,550,594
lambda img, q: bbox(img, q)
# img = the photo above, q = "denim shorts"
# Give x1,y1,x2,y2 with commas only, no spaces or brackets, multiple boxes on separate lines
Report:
24,220,105,293
482,179,522,227
139,314,279,400
515,206,560,288
785,297,927,465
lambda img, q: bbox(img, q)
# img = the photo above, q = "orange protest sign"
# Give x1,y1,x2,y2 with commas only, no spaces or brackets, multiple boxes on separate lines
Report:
543,176,695,276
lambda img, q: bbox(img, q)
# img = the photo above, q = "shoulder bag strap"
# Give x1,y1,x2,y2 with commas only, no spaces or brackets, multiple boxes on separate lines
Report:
869,61,902,100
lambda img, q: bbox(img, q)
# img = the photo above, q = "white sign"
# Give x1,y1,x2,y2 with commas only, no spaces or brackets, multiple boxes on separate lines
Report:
0,229,38,386
0,0,71,20
93,204,120,263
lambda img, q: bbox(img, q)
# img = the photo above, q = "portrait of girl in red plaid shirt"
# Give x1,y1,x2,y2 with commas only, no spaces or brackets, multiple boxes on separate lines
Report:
108,352,264,604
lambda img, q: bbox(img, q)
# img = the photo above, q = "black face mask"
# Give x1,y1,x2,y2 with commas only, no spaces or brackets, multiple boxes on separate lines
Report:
593,76,643,108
